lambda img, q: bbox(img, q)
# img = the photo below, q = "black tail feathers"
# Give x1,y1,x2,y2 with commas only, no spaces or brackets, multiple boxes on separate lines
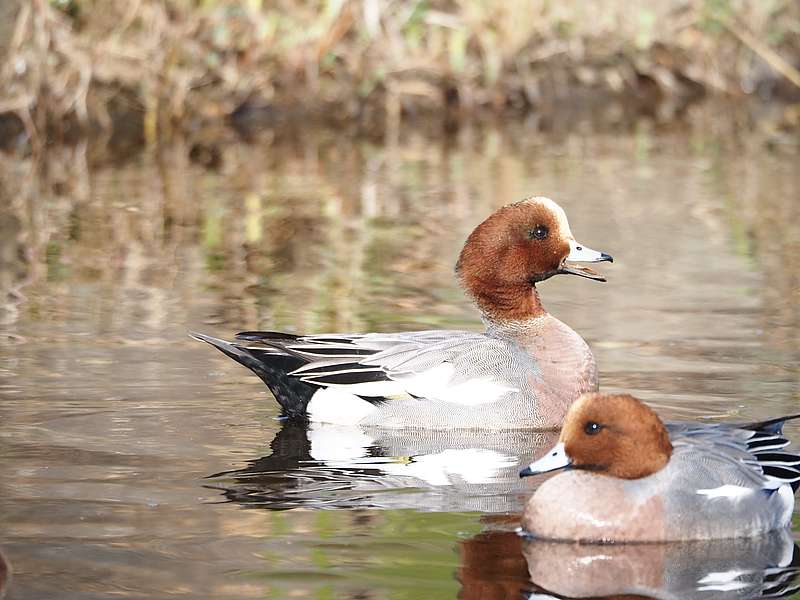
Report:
740,413,800,436
190,332,315,420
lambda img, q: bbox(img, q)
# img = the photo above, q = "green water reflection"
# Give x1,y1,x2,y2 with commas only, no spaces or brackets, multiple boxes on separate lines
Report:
0,116,798,598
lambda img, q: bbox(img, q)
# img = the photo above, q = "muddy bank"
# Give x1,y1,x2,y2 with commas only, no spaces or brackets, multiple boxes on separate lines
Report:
0,0,799,150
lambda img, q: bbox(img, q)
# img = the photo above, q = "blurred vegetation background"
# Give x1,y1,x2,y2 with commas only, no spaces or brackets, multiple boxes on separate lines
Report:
1,5,799,598
0,0,798,150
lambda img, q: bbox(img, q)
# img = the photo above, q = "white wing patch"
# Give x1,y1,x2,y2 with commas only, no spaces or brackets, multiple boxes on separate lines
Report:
390,363,517,406
696,484,754,499
316,362,517,406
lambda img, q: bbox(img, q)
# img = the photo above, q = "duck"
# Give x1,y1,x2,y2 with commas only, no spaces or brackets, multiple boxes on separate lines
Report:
519,392,800,541
192,196,612,429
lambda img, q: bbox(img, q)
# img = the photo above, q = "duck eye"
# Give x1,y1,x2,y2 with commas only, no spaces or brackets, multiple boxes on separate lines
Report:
584,421,603,435
528,225,549,240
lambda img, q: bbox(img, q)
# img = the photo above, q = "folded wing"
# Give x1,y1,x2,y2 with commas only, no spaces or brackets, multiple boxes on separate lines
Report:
234,329,537,406
668,418,800,494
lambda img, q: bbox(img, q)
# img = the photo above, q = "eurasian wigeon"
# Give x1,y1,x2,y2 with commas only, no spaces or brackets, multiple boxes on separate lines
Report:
192,196,612,429
520,393,800,541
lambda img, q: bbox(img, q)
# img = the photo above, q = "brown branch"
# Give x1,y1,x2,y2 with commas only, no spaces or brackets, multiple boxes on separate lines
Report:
724,18,800,89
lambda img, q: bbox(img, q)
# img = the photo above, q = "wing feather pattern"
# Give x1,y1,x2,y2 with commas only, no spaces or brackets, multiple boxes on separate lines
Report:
223,329,538,406
668,416,800,493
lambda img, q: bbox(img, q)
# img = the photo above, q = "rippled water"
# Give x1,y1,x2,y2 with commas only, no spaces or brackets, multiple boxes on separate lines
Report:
1,119,799,599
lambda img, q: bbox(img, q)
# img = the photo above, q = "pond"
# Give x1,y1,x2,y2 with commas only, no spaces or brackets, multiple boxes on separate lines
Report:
1,114,799,599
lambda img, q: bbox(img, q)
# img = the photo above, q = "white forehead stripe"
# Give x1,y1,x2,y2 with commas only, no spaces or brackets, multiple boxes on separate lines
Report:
530,196,573,237
696,484,754,499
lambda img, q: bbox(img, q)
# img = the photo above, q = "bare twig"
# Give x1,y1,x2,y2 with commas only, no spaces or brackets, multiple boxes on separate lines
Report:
724,18,800,89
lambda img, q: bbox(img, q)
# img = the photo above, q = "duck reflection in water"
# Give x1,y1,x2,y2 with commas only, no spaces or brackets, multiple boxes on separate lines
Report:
205,421,800,600
0,547,9,599
452,527,800,600
206,420,557,513
522,528,800,599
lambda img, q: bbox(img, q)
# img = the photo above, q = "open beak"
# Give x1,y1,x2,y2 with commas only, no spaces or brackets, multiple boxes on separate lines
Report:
559,239,613,282
519,442,572,478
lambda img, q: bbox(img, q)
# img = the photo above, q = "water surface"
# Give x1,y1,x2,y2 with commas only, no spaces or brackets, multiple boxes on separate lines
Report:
1,119,799,598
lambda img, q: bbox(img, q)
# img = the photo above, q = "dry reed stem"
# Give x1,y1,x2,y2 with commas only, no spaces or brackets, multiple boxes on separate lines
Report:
0,0,797,144
724,19,800,89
